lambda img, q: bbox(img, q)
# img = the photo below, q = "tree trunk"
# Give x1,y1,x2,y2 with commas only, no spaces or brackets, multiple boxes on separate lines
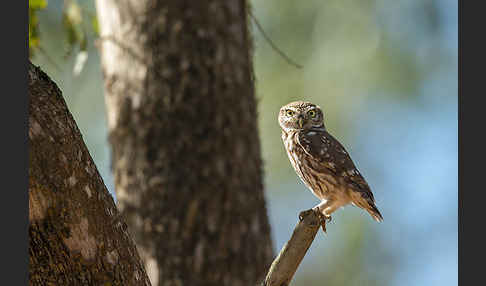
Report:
95,1,274,285
28,62,151,286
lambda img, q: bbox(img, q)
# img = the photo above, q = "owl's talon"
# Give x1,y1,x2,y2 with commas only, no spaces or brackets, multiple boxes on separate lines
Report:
326,215,332,223
313,212,331,233
321,221,327,233
316,213,328,233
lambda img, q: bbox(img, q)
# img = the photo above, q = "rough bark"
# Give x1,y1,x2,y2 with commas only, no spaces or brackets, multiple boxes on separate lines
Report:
28,62,151,286
95,0,274,285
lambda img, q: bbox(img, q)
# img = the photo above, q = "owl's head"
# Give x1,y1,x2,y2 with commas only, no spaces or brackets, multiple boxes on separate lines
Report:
278,101,325,132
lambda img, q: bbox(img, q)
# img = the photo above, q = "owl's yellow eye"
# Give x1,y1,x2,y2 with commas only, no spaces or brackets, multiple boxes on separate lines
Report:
286,110,295,117
308,110,317,118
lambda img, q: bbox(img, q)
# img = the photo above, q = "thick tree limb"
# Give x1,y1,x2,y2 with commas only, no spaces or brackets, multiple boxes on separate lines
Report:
28,62,151,285
263,209,324,286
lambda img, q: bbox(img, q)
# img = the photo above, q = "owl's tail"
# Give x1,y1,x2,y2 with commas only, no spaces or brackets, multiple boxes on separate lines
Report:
351,192,384,222
366,202,383,222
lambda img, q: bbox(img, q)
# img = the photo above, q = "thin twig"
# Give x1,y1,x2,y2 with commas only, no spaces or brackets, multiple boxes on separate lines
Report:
262,209,324,286
249,11,303,69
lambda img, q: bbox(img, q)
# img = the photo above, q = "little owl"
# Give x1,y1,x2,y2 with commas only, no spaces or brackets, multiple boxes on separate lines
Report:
278,101,382,230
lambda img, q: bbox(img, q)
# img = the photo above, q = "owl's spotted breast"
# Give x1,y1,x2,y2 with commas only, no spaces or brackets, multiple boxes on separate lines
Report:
282,130,340,201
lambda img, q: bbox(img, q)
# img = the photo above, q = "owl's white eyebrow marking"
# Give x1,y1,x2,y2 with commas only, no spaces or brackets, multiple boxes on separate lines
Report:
285,107,299,111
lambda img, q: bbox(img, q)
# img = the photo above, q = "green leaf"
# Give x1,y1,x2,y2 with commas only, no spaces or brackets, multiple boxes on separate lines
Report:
28,0,48,58
62,1,89,57
65,1,82,25
92,16,99,37
29,0,47,10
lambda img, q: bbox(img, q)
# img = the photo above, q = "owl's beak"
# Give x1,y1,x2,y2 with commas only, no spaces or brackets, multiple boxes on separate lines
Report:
298,117,304,128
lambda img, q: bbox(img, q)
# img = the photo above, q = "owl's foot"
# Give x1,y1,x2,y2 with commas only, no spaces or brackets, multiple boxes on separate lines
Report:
299,209,331,232
311,207,331,233
317,213,331,233
325,215,332,223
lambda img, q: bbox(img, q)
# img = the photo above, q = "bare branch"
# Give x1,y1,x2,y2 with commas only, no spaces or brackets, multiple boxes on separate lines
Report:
263,209,324,286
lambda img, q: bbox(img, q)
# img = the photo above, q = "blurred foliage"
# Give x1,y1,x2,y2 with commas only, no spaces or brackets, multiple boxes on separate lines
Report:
29,0,48,57
29,0,98,75
62,0,86,56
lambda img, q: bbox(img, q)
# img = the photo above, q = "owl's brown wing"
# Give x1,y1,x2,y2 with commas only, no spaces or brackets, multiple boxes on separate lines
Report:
297,129,376,203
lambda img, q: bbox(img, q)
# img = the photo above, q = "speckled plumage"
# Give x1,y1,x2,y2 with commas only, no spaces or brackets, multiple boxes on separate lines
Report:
278,101,383,225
